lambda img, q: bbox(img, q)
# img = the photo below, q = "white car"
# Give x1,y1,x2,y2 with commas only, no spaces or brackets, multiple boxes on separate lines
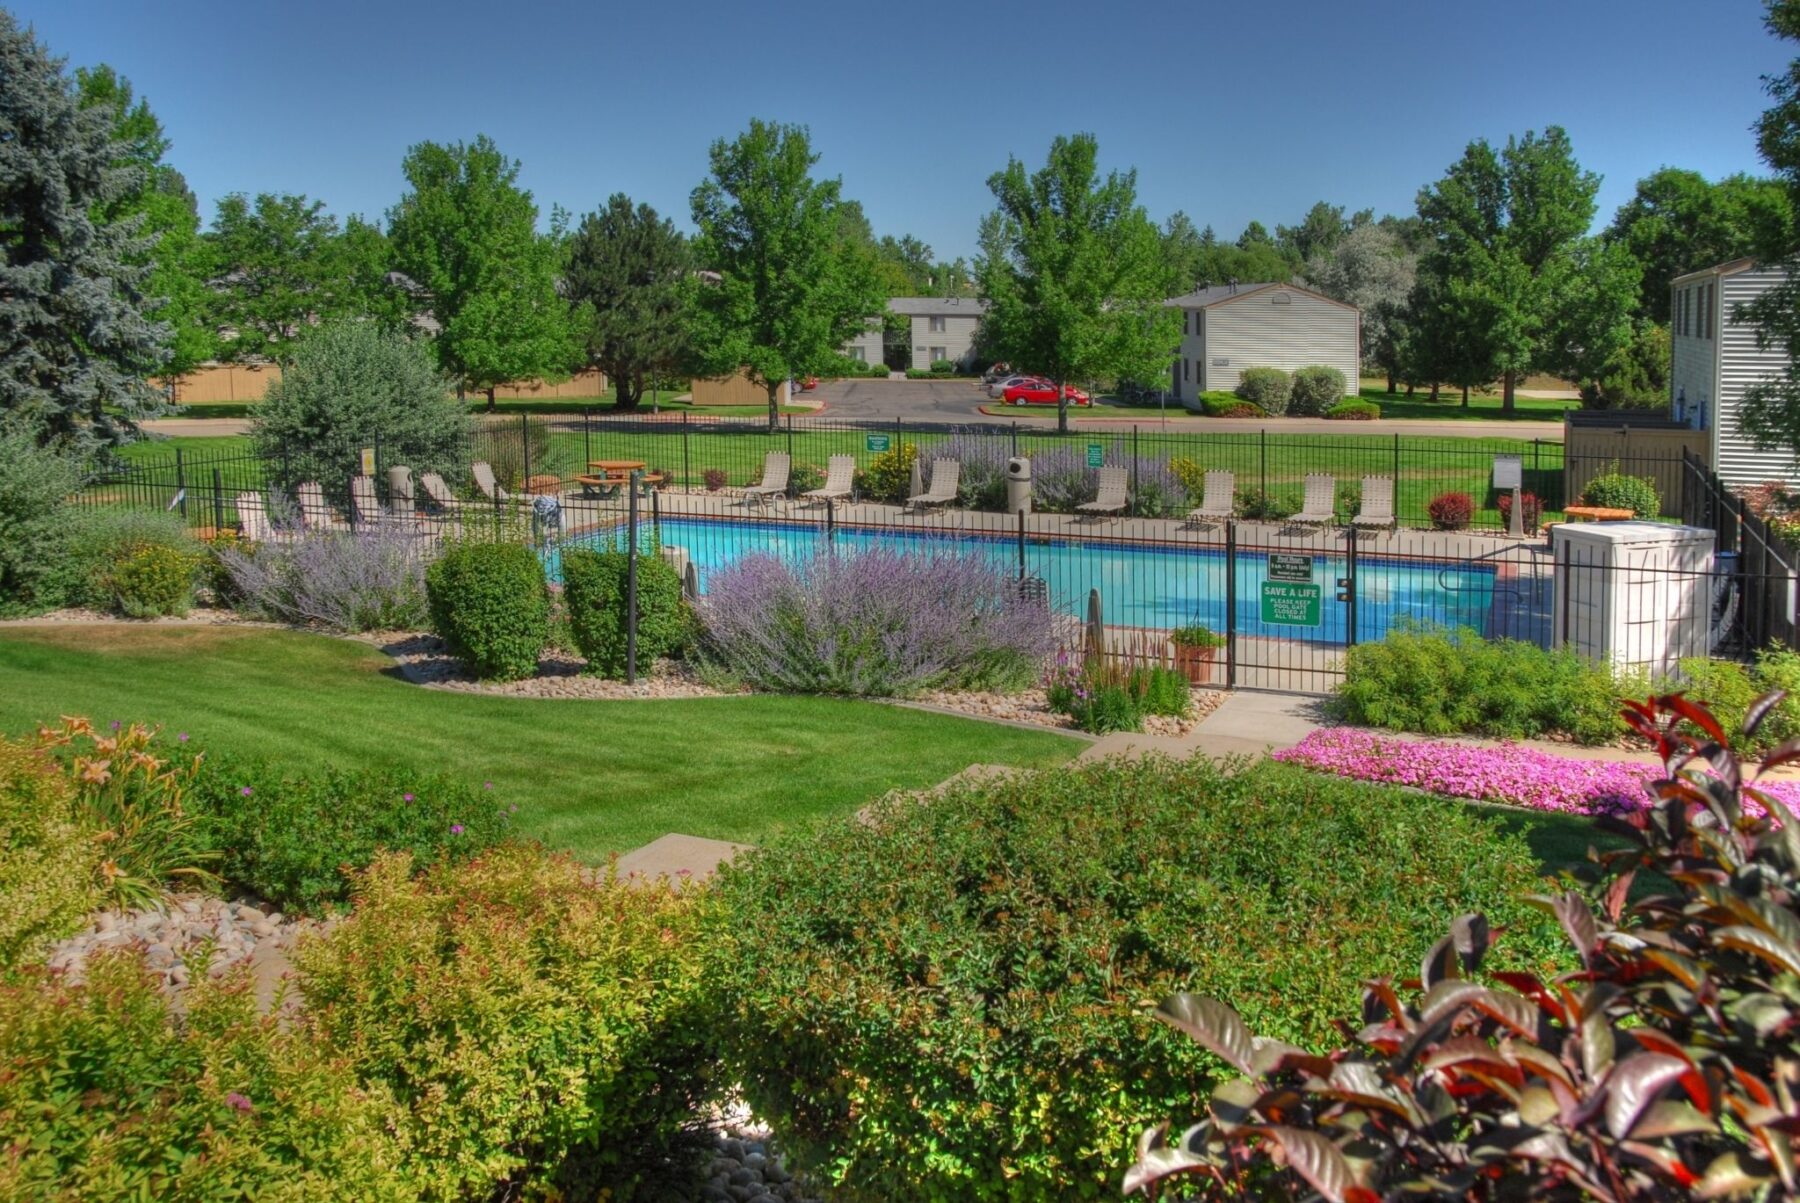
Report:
987,374,1039,399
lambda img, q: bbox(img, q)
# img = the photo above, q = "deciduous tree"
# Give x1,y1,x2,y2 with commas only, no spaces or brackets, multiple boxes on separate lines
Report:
0,14,168,446
688,119,884,430
206,193,363,364
1738,0,1800,453
976,133,1179,434
388,135,579,410
1303,223,1416,391
563,194,690,412
1606,167,1790,320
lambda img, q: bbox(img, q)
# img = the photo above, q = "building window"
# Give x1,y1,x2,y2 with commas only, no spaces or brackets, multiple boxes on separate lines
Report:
1704,282,1714,340
848,346,864,362
930,346,947,362
1678,288,1688,337
1183,358,1190,382
929,316,946,332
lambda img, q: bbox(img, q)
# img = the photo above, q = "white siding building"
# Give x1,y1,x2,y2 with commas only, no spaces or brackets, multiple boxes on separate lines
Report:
841,319,884,367
1162,282,1360,406
1670,258,1798,488
888,297,989,371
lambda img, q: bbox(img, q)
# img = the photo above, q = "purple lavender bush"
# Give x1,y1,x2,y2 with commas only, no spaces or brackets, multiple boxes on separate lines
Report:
698,546,1054,696
219,523,434,632
927,436,1191,517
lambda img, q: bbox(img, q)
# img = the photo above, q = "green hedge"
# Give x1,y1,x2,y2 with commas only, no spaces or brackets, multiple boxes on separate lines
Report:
560,545,693,678
1193,391,1265,418
0,737,98,975
1287,365,1346,416
425,542,549,681
1325,399,1381,420
1335,623,1631,744
1233,367,1291,415
1580,469,1660,518
710,755,1559,1200
1677,646,1800,757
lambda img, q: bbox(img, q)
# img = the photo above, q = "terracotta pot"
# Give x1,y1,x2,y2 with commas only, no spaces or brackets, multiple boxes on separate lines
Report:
1173,643,1218,685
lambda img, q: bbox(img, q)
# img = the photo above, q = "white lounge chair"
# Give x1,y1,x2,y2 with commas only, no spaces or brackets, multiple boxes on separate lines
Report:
350,475,388,527
420,472,462,512
906,459,961,512
234,492,291,543
471,461,513,504
1185,470,1235,526
803,455,856,505
1077,466,1130,521
743,453,791,510
1290,474,1338,527
294,482,346,532
1352,475,1396,531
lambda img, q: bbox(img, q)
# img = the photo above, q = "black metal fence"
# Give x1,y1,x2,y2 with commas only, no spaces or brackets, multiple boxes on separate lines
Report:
75,410,1705,537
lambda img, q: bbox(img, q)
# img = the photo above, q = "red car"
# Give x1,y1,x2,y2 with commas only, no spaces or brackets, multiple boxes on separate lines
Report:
1002,379,1091,406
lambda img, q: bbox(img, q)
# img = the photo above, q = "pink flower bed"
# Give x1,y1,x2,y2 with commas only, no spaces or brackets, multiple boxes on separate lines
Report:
1272,728,1794,818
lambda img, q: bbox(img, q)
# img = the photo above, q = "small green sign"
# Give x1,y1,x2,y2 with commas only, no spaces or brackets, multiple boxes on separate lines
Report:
1267,553,1314,583
866,433,891,453
1260,581,1322,627
1085,443,1105,468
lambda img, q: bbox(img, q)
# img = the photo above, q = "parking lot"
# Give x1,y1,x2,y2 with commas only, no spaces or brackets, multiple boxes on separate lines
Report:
809,377,995,423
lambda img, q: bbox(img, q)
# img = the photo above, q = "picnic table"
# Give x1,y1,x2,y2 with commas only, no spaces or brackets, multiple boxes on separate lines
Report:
1561,505,1635,522
578,460,663,499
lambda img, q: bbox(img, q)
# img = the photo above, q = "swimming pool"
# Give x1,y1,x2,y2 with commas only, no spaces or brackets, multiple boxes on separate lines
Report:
548,517,1496,644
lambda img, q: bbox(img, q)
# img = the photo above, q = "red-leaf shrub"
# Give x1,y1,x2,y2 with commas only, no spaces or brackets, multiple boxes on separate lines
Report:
1127,691,1800,1202
1426,491,1473,530
1495,489,1542,533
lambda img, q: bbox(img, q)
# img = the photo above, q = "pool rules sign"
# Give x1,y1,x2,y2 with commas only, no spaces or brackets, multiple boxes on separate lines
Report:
1260,554,1322,627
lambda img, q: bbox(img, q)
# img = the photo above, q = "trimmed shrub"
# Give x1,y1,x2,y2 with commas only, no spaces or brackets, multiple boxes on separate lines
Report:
1287,364,1346,415
857,442,919,503
0,428,86,616
1495,488,1543,533
711,755,1559,1201
1334,622,1629,744
1427,490,1473,530
219,526,432,633
560,544,692,678
1194,391,1265,418
698,547,1053,697
191,757,512,915
1325,398,1380,420
1235,485,1297,520
252,321,468,492
789,461,825,495
701,467,727,492
0,953,421,1199
0,737,98,974
1676,646,1800,757
104,540,202,617
425,542,549,681
929,358,957,374
58,508,200,613
1233,366,1291,415
295,846,716,1201
1581,466,1660,517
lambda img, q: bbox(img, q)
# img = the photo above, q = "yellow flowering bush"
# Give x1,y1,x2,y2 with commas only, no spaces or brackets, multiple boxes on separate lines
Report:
0,736,98,973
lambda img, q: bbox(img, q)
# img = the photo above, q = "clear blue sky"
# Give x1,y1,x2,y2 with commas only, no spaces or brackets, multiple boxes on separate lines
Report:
17,0,1791,261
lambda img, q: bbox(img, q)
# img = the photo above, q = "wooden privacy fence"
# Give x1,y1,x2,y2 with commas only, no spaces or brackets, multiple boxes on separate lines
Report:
154,364,608,405
1563,414,1708,518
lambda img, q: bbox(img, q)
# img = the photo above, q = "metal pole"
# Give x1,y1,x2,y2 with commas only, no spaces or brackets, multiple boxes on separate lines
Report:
583,407,591,468
175,448,187,519
626,471,639,685
1225,520,1238,689
682,411,691,490
212,468,225,532
1344,527,1358,648
1017,507,1026,579
520,413,531,490
1131,426,1140,514
825,496,836,549
1391,432,1400,495
1259,429,1267,499
786,411,794,463
651,482,662,542
1011,422,1018,458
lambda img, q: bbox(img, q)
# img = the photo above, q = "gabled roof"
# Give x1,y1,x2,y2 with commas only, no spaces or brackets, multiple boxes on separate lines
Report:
1670,257,1767,287
886,296,989,316
1162,280,1358,312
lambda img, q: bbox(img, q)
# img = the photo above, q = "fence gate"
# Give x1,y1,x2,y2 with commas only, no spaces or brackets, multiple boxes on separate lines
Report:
1223,521,1356,694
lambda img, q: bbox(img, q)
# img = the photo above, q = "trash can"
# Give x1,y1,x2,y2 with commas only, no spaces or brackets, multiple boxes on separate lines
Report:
1006,456,1032,515
387,465,414,517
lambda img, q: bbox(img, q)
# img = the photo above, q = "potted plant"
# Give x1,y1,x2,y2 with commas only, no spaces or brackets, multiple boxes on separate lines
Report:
1169,624,1225,684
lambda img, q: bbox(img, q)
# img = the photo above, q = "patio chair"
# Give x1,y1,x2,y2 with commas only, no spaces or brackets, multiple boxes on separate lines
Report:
1184,470,1236,527
294,482,347,532
1077,466,1130,521
906,459,961,513
743,453,791,510
419,471,462,512
1352,475,1396,532
234,492,289,543
1289,473,1338,527
471,461,513,504
803,455,856,505
351,475,419,530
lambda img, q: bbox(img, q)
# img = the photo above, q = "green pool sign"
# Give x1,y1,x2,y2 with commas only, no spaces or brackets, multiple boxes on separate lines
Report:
1259,581,1322,627
1085,443,1105,468
866,433,891,453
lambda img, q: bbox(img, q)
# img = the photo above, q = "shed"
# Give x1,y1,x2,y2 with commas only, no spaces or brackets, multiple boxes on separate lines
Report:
1162,282,1360,406
1670,258,1798,489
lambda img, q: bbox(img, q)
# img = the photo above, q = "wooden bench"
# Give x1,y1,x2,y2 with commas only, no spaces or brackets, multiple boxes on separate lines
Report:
577,472,665,499
1562,505,1635,522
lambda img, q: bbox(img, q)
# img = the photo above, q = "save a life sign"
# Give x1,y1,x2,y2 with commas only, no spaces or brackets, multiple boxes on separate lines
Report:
1260,554,1321,626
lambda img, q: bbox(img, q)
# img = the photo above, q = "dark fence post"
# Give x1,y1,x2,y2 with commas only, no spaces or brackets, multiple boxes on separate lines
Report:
1343,527,1358,649
825,496,836,549
1011,422,1018,458
583,408,591,468
682,411,691,489
1391,432,1400,490
1130,426,1140,508
626,470,639,685
211,468,225,532
651,482,662,543
520,414,531,488
1016,507,1026,579
175,448,187,519
785,411,794,462
1258,429,1267,498
1225,520,1238,689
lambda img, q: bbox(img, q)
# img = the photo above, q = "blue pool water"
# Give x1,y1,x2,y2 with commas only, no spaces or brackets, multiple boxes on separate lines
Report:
547,518,1496,644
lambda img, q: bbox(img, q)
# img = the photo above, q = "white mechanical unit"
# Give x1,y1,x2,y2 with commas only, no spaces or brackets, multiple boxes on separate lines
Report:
1551,522,1715,677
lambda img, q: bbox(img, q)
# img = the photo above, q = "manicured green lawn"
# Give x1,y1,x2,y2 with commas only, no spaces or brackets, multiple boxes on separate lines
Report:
0,625,1079,859
1355,386,1577,423
117,435,255,462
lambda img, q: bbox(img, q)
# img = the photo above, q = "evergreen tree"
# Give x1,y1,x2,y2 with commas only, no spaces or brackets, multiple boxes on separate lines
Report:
564,194,691,412
0,14,169,445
